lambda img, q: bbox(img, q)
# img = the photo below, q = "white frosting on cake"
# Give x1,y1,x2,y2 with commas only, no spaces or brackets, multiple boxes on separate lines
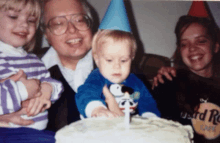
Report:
55,117,193,143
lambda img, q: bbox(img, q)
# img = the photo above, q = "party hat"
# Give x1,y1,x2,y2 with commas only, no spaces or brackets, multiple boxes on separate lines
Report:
99,0,131,32
188,1,209,18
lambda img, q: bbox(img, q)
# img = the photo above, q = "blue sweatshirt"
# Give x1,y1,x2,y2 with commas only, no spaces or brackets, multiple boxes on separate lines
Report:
76,68,160,118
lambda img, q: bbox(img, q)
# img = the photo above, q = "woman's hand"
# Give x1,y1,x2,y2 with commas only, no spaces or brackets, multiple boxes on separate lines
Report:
152,66,176,89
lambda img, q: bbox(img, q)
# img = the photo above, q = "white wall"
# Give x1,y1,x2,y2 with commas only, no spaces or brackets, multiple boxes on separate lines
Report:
87,0,191,58
42,0,220,59
87,0,220,58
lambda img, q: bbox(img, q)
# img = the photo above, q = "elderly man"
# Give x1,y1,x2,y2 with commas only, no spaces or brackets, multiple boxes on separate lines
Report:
41,0,94,131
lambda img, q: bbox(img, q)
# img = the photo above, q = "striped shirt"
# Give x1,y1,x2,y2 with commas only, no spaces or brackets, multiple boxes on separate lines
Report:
0,41,63,130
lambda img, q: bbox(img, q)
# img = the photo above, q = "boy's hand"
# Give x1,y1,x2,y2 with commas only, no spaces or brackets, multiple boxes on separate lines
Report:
103,85,124,116
91,106,119,118
26,82,52,116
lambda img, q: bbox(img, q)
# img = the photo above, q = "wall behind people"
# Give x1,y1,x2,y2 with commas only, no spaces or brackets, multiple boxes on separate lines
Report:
41,0,220,59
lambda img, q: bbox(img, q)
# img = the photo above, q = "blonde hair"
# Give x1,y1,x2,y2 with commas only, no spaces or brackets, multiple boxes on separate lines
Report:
92,30,137,58
0,0,41,52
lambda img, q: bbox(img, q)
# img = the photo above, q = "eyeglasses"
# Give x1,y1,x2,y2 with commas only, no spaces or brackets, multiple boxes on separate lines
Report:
46,14,91,35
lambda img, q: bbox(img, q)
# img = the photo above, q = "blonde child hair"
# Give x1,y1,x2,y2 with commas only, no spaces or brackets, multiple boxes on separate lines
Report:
92,29,137,59
0,0,41,52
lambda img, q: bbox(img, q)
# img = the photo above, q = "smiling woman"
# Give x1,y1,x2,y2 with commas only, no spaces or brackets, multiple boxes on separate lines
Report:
173,16,219,77
153,15,220,143
179,23,217,78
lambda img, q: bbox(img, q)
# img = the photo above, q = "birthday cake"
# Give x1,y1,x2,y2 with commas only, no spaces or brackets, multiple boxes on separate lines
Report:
55,117,193,143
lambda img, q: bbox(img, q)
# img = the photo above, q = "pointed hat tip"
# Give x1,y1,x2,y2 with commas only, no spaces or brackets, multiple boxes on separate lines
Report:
99,0,131,32
188,1,209,18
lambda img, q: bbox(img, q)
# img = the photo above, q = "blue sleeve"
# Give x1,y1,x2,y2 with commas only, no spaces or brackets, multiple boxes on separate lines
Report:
131,75,161,117
75,69,106,117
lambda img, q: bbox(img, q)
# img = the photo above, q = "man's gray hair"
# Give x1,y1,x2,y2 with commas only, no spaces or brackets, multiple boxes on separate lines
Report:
40,0,93,32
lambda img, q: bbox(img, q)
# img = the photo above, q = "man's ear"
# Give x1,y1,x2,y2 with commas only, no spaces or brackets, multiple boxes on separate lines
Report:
44,34,48,40
214,43,219,53
93,54,99,67
43,34,50,45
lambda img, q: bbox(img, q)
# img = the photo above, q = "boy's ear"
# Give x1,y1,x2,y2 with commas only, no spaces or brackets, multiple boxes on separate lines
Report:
93,54,99,67
214,43,219,53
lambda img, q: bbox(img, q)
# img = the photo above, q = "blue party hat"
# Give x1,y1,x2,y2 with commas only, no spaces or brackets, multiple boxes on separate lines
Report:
99,0,131,32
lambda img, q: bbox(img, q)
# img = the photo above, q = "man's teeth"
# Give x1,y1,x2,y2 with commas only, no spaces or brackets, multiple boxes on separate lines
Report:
66,39,81,44
18,32,26,35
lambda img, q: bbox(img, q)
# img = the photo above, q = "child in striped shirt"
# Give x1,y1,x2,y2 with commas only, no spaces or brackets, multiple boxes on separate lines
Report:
0,0,63,130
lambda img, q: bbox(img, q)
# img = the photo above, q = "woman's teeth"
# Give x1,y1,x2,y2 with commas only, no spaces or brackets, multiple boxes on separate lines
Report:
190,55,202,60
191,56,200,60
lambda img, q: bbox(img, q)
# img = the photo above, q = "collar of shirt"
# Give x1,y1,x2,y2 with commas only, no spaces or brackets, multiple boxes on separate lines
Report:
0,41,27,57
93,68,127,88
42,47,94,92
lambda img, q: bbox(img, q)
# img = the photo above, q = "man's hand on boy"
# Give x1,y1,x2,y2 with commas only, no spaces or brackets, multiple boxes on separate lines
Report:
91,106,120,118
26,82,52,116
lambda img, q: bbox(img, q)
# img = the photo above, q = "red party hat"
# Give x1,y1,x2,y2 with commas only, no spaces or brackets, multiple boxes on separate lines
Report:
188,1,209,18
